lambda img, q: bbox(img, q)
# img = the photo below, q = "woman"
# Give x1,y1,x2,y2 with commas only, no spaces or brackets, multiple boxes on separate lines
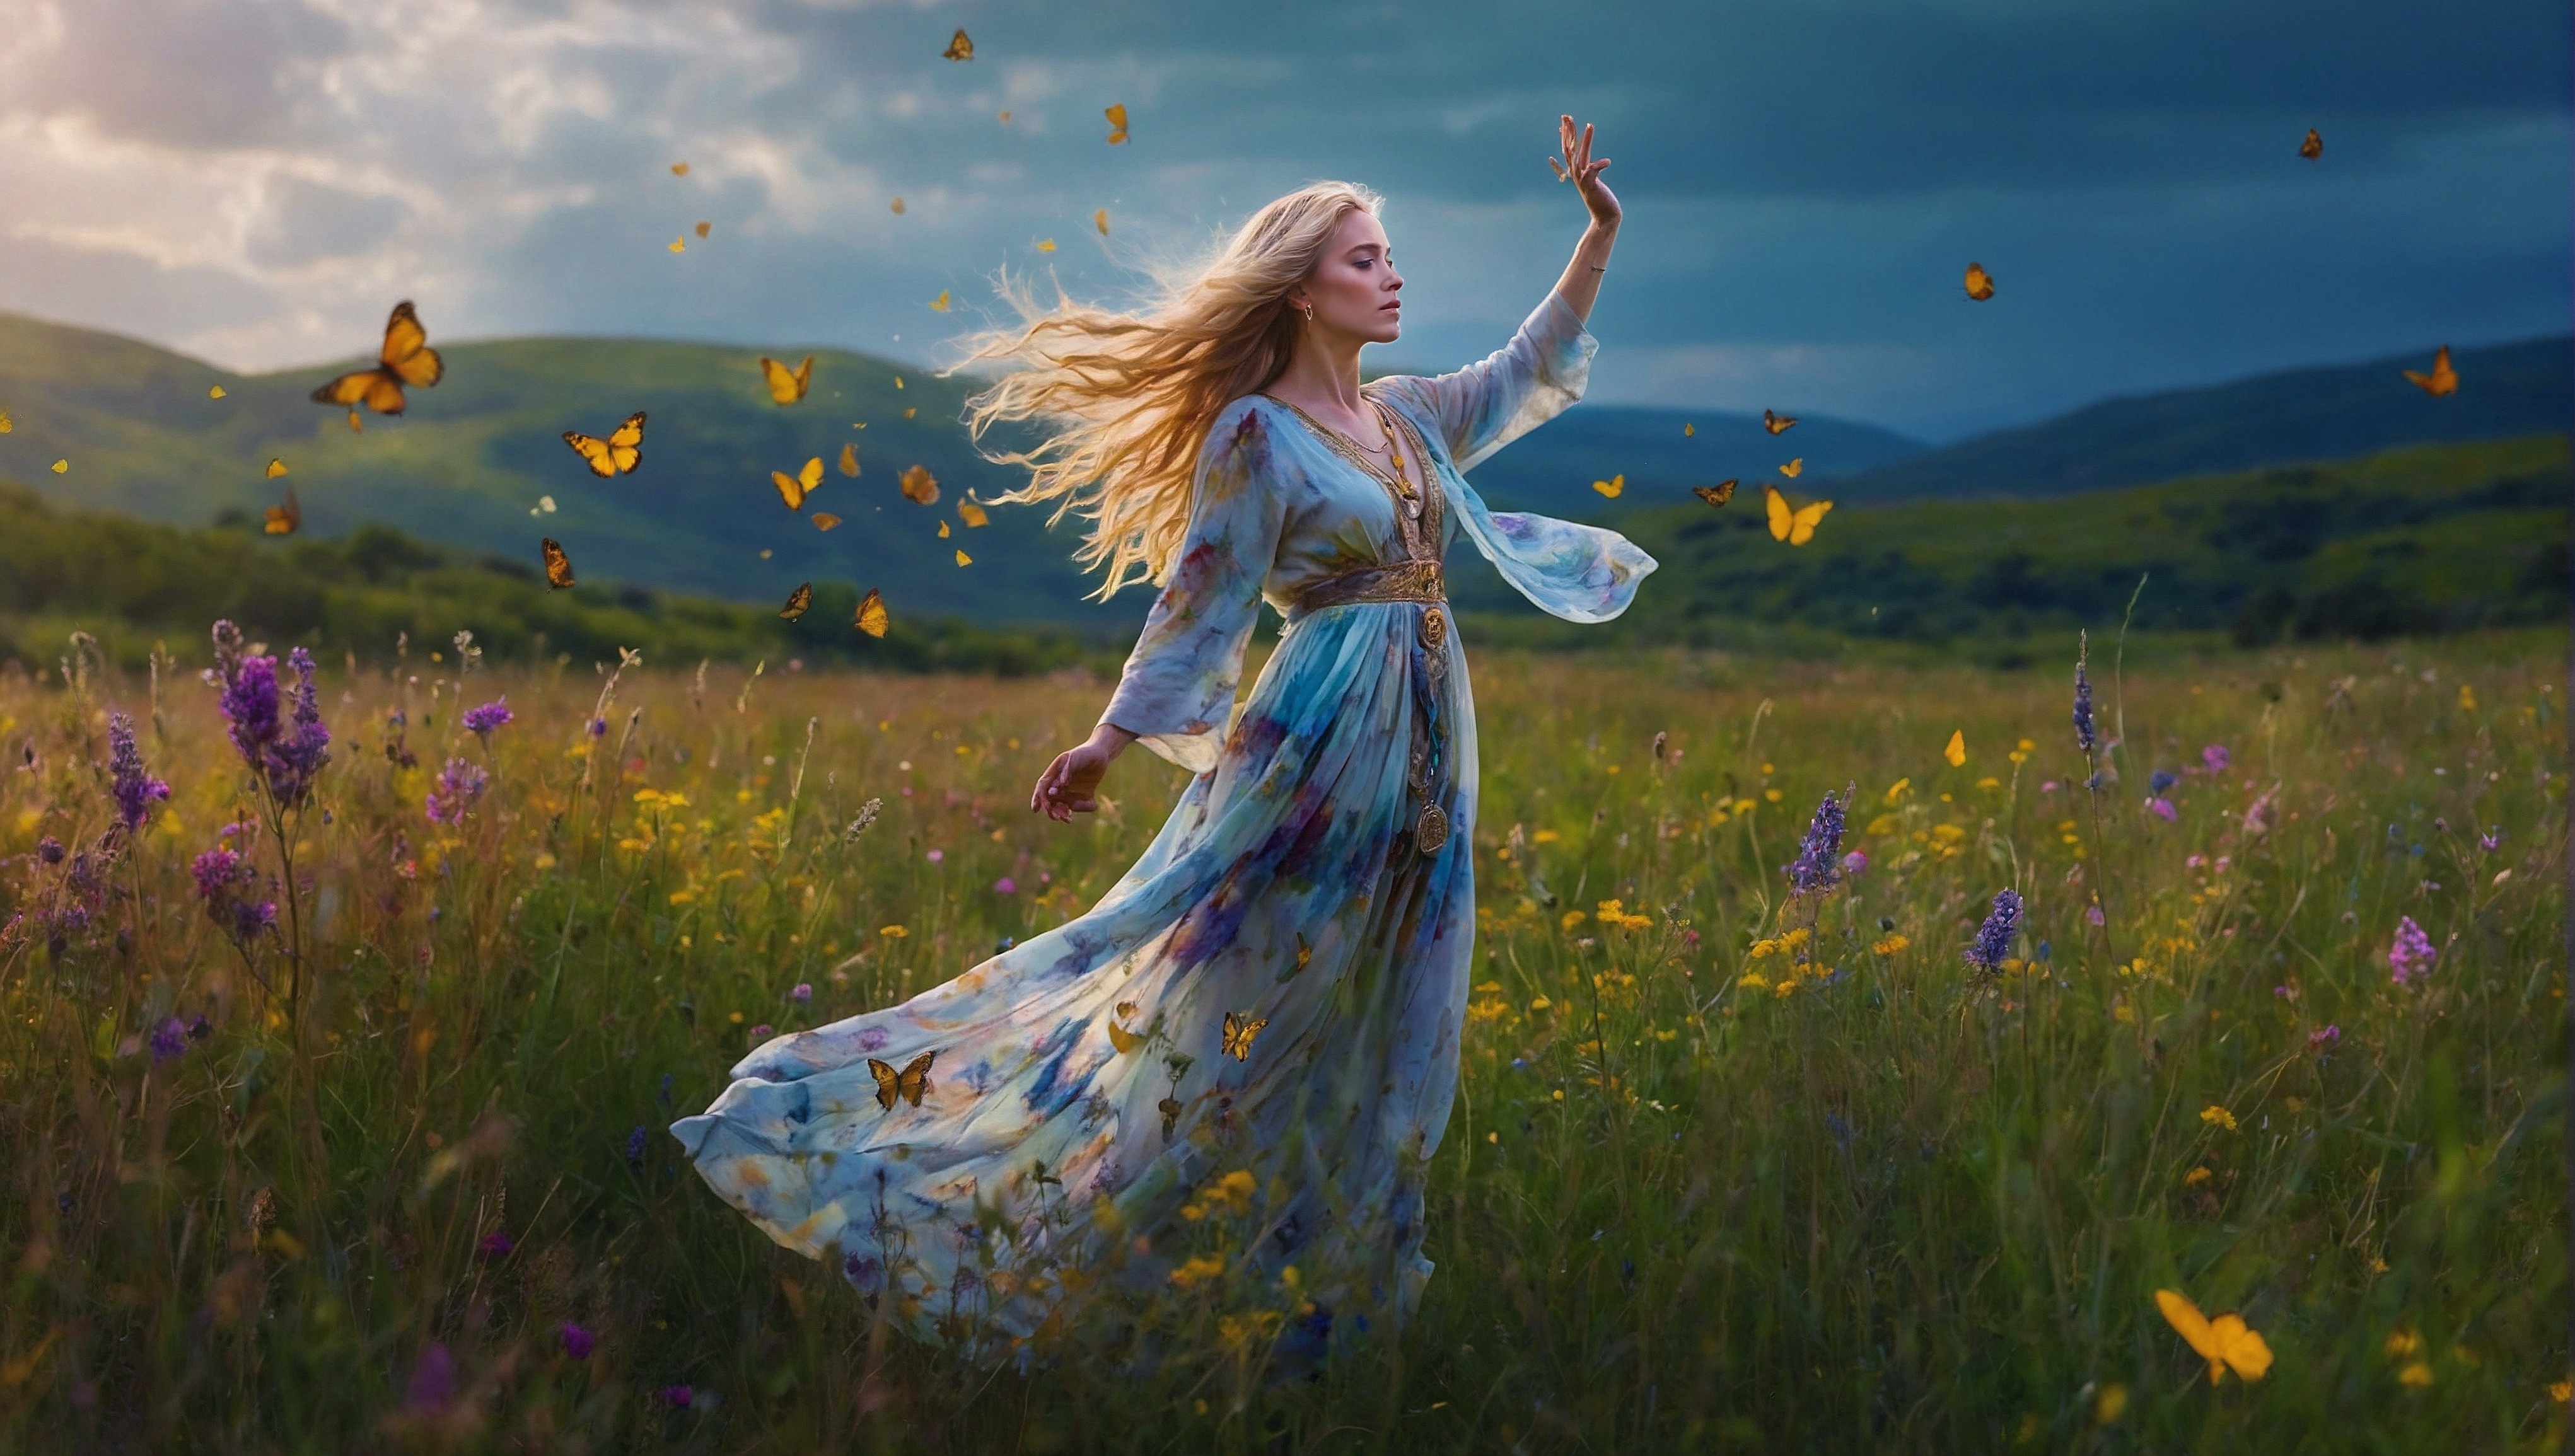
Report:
675,117,1653,1355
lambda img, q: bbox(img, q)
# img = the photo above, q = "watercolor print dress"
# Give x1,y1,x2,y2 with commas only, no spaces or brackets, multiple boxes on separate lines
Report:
674,289,1653,1351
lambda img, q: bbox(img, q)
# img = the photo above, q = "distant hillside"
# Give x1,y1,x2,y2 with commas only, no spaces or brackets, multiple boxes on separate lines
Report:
1457,403,1923,518
1827,335,2571,503
1453,436,2570,655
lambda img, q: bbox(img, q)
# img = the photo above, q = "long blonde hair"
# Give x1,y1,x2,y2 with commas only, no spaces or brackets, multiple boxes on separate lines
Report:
956,181,1383,598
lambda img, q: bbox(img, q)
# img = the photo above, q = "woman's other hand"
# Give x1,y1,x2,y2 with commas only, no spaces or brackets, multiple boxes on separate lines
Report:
1030,723,1137,822
1558,115,1619,229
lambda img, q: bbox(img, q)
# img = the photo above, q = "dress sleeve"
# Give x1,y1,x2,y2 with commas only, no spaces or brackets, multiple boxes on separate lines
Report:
1373,289,1596,472
1440,470,1656,624
1096,403,1286,773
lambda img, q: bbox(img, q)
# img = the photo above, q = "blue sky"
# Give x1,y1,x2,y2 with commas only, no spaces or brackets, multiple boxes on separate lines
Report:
0,0,2563,439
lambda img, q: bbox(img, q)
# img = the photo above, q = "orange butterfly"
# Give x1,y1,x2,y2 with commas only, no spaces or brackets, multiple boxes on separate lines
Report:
779,583,813,620
695,221,711,239
562,412,646,477
2403,345,2456,397
310,301,445,417
1764,485,1832,545
1693,480,1737,508
2154,1290,2273,1385
943,28,973,61
956,499,989,528
759,354,813,405
811,512,842,531
2299,128,2322,160
263,488,301,536
540,538,576,589
853,587,889,638
1095,209,1110,236
1779,458,1803,478
1104,103,1129,144
773,457,824,510
1221,1010,1267,1061
868,1051,935,1111
838,442,859,477
1963,262,1996,301
898,464,939,505
1763,409,1797,435
264,458,289,478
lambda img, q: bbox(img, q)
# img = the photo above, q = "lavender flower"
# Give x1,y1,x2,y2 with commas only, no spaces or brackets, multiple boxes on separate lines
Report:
625,1126,648,1167
2387,916,2436,986
207,623,331,807
559,1322,595,1361
1965,889,2023,971
424,758,488,825
148,1016,187,1061
2478,828,2503,853
1783,785,1852,896
107,712,171,833
2071,633,2096,756
2306,1024,2341,1052
191,841,276,949
2147,798,2178,822
658,1385,694,1409
748,1022,774,1041
1839,849,1868,877
477,1230,514,1258
36,837,64,866
462,697,514,741
788,983,813,1004
2202,744,2231,773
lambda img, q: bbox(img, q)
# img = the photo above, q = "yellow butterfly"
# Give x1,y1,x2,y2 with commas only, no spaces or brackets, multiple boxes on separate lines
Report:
929,291,951,312
264,487,301,536
954,549,972,567
1963,262,1996,301
50,459,66,473
812,512,842,531
868,1051,936,1111
1944,729,1966,768
854,587,890,638
0,410,11,433
540,538,576,589
2154,1290,2273,1385
1764,485,1832,545
1221,1010,1268,1061
890,196,905,215
1693,480,1736,508
1095,209,1111,236
1779,458,1803,478
898,464,939,505
1105,103,1130,144
209,385,227,399
668,237,685,254
2403,345,2456,397
2299,128,2323,160
759,355,813,405
311,301,445,417
265,458,289,479
1591,473,1624,499
838,442,859,477
779,582,813,620
772,456,824,510
1764,409,1798,435
957,499,989,528
1037,238,1055,253
942,27,973,60
903,407,916,420
1107,1006,1145,1054
562,411,646,477
937,520,950,538
671,161,689,176
1682,422,1694,437
695,221,711,239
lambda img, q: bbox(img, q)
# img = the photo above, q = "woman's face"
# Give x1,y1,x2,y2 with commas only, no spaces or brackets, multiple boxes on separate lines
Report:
1296,209,1402,344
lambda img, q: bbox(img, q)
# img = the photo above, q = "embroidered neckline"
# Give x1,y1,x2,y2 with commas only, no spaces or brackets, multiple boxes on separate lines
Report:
1257,390,1443,562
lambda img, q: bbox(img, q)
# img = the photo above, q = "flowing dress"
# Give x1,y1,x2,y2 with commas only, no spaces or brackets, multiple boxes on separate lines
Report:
673,289,1654,1351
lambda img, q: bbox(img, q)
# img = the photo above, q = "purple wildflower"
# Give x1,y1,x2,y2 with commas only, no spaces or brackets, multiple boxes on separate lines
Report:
2071,634,2097,756
2478,828,2502,853
478,1230,515,1258
36,837,64,866
148,1017,187,1061
2387,916,2436,986
1965,889,2023,971
2148,769,2178,795
993,875,1018,895
2202,744,2231,773
462,697,514,741
207,624,330,807
405,1343,456,1414
559,1322,595,1361
1783,784,1852,896
845,1254,885,1293
586,717,608,739
748,1023,773,1041
191,843,276,949
658,1385,694,1408
625,1126,648,1167
1839,848,1868,877
2307,1024,2341,1052
107,712,171,833
2147,798,2178,822
424,758,488,825
789,983,813,1003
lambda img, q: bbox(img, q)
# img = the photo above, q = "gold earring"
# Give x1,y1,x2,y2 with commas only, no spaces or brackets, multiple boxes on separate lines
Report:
1298,300,1314,322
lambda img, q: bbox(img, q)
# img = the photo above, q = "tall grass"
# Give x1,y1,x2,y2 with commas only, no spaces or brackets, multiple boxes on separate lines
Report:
0,630,2562,1451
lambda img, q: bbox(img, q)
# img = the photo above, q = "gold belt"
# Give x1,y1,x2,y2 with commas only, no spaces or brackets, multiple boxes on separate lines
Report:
1288,560,1445,619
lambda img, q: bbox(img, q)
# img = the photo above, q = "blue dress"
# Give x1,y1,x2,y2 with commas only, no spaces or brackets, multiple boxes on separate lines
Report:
674,289,1653,1351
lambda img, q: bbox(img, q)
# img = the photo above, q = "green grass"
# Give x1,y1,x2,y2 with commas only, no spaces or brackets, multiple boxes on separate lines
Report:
0,629,2562,1450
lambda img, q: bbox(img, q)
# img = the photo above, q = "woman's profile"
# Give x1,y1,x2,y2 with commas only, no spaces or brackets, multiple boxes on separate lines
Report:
674,116,1653,1357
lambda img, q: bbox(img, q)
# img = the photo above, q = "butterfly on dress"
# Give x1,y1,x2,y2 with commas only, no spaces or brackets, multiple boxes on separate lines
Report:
311,301,445,417
540,538,576,589
2403,345,2456,397
1763,409,1797,435
778,582,813,620
2154,1289,2273,1385
868,1051,936,1111
1220,1010,1268,1062
1107,1002,1146,1054
263,487,301,536
759,354,813,405
562,412,646,478
774,457,824,510
1692,480,1737,509
1764,485,1832,546
1963,262,1996,302
853,587,890,638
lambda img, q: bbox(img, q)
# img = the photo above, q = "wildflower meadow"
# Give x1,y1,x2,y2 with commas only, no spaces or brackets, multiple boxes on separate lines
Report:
0,625,2562,1451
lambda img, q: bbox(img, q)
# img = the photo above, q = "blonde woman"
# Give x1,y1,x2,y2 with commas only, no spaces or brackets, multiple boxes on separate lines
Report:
678,117,1653,1357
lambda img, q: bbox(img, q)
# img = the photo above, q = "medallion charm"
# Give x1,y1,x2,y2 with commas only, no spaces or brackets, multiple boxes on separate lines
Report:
1414,802,1450,855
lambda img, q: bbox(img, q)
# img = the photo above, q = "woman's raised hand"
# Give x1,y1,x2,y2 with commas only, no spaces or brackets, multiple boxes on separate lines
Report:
1030,724,1135,822
1557,115,1620,229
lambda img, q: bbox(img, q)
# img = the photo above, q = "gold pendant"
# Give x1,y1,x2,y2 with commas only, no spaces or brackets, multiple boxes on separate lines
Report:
1420,606,1447,652
1415,802,1450,855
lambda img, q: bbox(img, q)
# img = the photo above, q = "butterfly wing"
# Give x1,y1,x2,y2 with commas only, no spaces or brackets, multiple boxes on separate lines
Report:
759,355,811,405
957,500,989,528
264,488,300,536
606,412,646,472
310,366,388,407
1780,458,1803,479
897,1051,936,1106
772,471,806,511
378,302,445,388
799,456,823,492
943,27,972,60
540,538,575,589
854,587,889,638
1107,1019,1144,1054
1104,103,1129,144
1592,474,1623,499
898,465,939,504
1764,485,1792,541
265,458,289,478
1790,500,1833,546
2299,128,2323,159
1694,480,1737,508
2154,1290,2222,1377
2213,1316,2273,1382
1764,409,1798,435
1965,263,1995,301
1095,209,1110,236
779,583,813,620
838,442,859,477
868,1058,900,1111
563,432,620,478
811,512,842,531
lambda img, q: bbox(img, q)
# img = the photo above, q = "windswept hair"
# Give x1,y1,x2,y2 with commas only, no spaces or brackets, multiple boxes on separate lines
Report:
955,181,1383,598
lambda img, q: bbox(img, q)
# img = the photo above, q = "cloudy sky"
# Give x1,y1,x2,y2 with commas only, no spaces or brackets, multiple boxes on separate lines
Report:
1,0,2564,439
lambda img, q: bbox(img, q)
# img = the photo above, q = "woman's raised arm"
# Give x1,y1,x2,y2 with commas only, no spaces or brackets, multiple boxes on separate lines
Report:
1548,115,1621,323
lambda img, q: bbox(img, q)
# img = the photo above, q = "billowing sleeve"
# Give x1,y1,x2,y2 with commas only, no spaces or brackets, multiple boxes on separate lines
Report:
1096,403,1286,773
1374,289,1596,472
1441,470,1656,623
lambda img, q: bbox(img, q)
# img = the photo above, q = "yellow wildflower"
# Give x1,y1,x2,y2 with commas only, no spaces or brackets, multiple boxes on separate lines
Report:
2199,1104,2238,1132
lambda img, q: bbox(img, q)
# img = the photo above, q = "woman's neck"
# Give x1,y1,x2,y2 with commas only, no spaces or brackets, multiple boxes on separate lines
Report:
1265,330,1370,422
